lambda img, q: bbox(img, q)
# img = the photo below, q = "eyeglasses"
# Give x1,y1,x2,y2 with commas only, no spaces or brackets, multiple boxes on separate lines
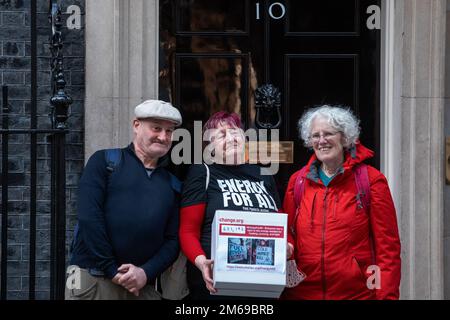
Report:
310,131,340,142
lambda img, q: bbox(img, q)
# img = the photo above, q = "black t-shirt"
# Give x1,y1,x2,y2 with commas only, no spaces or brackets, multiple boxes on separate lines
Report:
181,163,281,259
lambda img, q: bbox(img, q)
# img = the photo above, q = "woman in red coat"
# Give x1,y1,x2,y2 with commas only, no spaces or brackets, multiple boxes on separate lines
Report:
282,106,401,300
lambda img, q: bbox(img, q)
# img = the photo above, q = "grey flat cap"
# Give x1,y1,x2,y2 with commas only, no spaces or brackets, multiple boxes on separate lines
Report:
134,100,182,126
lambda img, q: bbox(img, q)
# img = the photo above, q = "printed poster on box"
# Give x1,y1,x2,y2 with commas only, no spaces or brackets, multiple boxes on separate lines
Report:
211,210,287,298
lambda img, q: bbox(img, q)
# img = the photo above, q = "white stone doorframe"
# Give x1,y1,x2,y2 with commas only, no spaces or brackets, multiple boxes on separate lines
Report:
381,0,446,299
85,0,160,157
85,0,446,299
381,0,400,214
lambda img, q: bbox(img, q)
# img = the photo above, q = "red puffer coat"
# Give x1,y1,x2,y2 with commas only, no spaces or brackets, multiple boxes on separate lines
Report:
281,143,401,300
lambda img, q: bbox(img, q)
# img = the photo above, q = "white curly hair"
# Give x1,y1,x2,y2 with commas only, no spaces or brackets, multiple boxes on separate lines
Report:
298,105,360,149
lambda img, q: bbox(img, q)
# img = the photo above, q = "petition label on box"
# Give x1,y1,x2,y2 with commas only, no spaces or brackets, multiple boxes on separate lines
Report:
213,211,287,275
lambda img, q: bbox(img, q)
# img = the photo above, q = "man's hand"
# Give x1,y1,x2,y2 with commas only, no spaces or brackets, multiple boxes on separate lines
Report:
112,272,122,286
114,264,147,296
194,255,217,294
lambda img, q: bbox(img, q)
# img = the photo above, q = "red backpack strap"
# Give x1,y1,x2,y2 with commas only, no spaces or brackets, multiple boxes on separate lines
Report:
353,163,376,264
291,166,308,237
353,163,371,214
293,166,308,207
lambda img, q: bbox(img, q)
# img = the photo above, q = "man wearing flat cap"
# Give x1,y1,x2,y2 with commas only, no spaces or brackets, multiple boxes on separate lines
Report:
66,100,182,300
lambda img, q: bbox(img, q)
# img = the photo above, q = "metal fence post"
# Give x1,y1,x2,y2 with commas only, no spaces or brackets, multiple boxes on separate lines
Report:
48,1,72,300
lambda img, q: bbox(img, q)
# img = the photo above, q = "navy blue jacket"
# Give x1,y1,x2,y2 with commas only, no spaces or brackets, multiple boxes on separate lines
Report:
70,144,179,283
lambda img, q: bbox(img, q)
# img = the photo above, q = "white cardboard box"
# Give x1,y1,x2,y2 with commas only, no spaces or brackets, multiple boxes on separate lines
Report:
211,210,287,298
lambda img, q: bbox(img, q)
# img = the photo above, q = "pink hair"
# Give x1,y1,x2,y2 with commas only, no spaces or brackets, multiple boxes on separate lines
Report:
203,111,242,133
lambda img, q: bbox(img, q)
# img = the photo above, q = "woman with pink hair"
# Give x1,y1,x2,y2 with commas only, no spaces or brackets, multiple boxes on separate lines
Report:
179,111,282,300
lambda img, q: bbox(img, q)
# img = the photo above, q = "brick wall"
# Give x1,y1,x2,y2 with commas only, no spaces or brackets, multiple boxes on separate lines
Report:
0,0,85,299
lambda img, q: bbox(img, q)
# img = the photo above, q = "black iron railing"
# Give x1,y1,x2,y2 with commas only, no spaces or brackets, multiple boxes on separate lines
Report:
0,0,72,300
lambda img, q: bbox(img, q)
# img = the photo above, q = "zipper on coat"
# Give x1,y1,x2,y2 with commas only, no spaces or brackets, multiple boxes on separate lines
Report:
310,192,317,229
321,187,328,300
332,194,339,220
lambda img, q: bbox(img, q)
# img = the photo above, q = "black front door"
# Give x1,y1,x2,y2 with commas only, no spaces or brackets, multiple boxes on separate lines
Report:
159,0,381,195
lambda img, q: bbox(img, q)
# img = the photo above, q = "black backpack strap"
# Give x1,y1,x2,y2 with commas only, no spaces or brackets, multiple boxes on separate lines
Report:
70,148,122,258
105,148,122,173
70,223,79,256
